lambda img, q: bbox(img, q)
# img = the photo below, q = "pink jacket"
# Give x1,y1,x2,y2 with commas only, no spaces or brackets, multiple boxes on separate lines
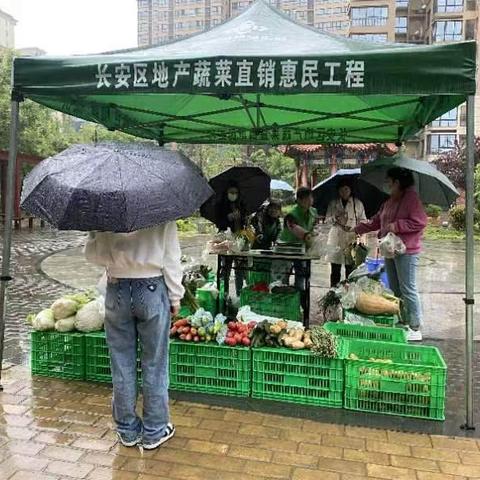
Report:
354,187,428,255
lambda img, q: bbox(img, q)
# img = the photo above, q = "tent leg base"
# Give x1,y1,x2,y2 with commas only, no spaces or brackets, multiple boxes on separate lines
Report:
460,423,476,431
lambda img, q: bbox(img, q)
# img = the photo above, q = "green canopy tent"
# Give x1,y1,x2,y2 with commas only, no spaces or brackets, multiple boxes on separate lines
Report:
4,1,477,427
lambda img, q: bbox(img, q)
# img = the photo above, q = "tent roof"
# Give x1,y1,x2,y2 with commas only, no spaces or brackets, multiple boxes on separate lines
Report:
12,1,476,145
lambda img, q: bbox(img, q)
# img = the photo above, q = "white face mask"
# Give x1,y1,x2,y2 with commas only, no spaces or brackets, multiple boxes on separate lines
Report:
228,193,238,202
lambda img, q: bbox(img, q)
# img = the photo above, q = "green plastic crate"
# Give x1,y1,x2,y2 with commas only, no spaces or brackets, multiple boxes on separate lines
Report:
252,347,344,408
324,322,407,343
247,258,272,286
344,339,447,420
344,309,398,327
31,331,85,380
240,288,301,321
85,331,142,384
196,285,217,316
169,341,251,397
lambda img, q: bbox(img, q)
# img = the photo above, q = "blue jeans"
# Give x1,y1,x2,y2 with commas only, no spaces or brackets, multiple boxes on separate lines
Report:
384,254,421,330
104,276,171,444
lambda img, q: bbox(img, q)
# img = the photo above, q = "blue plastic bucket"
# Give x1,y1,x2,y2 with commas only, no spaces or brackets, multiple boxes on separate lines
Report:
365,257,390,289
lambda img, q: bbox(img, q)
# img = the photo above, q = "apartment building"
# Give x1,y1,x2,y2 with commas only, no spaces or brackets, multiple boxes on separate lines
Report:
0,8,16,49
138,0,479,159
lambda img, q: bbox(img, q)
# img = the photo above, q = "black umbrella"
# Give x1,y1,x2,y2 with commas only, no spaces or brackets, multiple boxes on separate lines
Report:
200,166,270,224
21,143,214,232
312,168,388,218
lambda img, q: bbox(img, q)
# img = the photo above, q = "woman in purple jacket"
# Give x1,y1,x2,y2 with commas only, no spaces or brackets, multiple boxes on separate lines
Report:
354,167,428,342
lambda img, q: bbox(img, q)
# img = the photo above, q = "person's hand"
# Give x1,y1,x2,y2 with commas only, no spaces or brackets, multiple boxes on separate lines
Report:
170,304,180,317
304,232,313,246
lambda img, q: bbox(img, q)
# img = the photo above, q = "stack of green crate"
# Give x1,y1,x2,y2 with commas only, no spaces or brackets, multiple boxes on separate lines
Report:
252,345,345,408
31,331,86,380
240,287,301,321
169,340,251,397
84,331,142,384
343,339,447,420
324,322,407,343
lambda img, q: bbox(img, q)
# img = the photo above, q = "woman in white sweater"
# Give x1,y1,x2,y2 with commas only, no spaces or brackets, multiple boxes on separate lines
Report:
85,222,184,450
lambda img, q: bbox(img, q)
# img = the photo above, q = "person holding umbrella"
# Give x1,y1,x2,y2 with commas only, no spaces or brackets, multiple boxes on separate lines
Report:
325,177,367,287
353,167,428,342
22,143,213,450
215,181,248,296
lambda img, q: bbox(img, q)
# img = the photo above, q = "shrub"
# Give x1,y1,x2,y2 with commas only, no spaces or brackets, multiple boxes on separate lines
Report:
425,204,442,219
449,205,480,231
176,218,197,233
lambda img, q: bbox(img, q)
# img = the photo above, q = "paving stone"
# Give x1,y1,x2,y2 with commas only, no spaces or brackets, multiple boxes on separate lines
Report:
343,449,390,466
271,451,318,468
87,467,138,480
387,431,433,447
366,440,411,457
4,439,46,456
238,423,282,439
413,447,461,464
317,457,367,476
391,455,440,472
345,426,388,441
439,461,480,477
184,439,229,455
41,445,85,462
297,443,343,459
367,464,417,480
9,472,58,480
244,460,292,479
71,438,116,452
322,434,365,451
227,445,272,462
47,460,95,478
432,436,480,452
459,451,480,465
292,467,340,480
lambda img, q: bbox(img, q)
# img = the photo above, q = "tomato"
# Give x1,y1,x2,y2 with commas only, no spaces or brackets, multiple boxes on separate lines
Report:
226,331,234,338
193,336,200,342
170,326,178,336
234,333,242,343
248,321,256,329
228,321,236,330
179,334,186,341
225,337,236,347
174,319,188,328
190,328,197,336
242,337,251,346
185,333,193,341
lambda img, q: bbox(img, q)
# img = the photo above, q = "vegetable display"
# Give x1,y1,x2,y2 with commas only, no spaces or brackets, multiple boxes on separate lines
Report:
26,290,102,333
310,326,338,358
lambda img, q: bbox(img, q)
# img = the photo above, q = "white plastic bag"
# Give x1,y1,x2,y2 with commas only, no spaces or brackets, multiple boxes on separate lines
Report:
379,232,406,259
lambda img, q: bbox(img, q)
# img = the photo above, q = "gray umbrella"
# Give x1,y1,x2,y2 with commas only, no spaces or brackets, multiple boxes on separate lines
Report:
21,143,214,232
360,153,459,209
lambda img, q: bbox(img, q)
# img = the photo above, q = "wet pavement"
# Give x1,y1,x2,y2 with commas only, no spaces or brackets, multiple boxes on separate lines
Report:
2,228,480,437
1,365,480,480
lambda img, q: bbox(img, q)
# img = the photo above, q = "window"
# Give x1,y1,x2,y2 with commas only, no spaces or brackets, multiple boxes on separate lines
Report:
351,7,388,27
396,0,409,7
395,16,407,33
434,20,462,41
437,0,463,13
432,108,457,127
428,134,456,154
350,33,388,42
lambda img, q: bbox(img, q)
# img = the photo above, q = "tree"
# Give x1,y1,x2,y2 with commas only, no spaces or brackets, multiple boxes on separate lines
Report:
434,138,480,190
250,147,296,185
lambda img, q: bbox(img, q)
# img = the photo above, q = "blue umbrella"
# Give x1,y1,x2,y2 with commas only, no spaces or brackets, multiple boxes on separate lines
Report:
312,168,388,218
21,143,214,232
271,179,294,192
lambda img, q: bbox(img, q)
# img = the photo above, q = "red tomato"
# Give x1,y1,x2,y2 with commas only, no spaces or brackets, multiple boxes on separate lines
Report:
185,333,193,341
225,337,236,347
226,331,234,338
234,333,242,343
242,337,251,346
228,321,236,330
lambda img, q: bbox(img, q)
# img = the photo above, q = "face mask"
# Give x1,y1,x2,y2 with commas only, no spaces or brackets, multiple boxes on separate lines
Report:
228,193,238,202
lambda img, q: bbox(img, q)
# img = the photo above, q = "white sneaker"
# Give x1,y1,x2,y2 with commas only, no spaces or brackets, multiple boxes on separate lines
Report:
407,328,422,342
143,423,175,450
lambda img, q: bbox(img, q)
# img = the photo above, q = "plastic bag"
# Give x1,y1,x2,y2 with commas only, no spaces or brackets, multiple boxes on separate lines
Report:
379,232,406,259
343,310,376,326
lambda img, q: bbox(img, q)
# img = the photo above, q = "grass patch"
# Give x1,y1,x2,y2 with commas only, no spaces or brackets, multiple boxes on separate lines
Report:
424,224,480,241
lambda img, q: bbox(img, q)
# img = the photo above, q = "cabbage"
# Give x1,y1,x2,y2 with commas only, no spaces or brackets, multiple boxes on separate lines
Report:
74,298,105,332
55,316,76,332
31,309,55,331
64,290,97,309
51,298,78,320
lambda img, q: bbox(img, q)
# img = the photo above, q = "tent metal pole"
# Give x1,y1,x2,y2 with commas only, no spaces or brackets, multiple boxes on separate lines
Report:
463,95,476,430
0,98,20,390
